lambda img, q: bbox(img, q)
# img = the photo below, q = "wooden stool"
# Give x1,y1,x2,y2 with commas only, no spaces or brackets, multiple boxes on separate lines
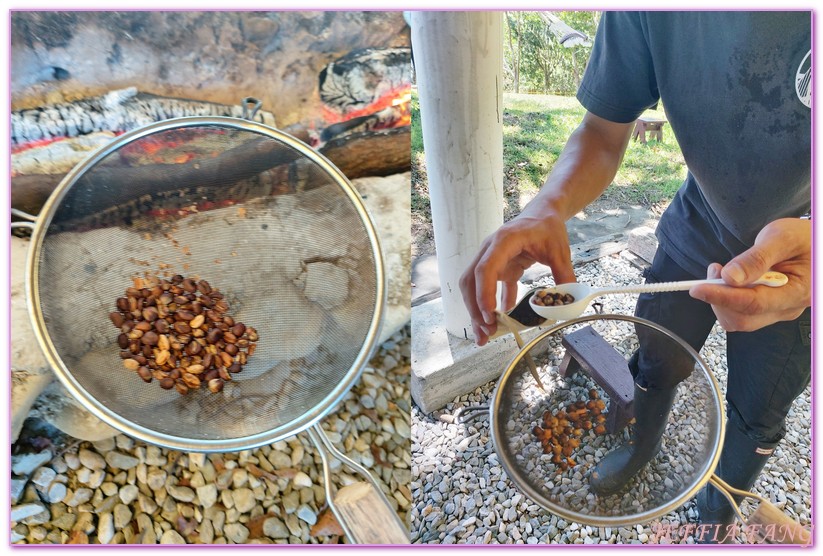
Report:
632,116,667,144
559,326,635,434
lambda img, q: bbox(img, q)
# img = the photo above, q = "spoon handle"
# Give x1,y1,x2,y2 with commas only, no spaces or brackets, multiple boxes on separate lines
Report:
596,271,789,296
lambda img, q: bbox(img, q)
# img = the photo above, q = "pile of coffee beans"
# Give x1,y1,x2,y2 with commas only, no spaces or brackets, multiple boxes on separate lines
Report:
533,289,576,307
531,389,608,472
109,275,258,396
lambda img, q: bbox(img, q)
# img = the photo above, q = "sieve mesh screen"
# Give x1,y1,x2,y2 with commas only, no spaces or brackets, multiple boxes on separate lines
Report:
32,120,382,449
492,316,723,526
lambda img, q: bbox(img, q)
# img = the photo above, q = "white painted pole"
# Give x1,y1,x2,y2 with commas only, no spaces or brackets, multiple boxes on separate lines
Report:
411,11,504,339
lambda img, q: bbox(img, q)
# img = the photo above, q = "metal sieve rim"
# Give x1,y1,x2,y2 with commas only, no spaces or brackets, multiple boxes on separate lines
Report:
489,313,726,527
25,116,386,452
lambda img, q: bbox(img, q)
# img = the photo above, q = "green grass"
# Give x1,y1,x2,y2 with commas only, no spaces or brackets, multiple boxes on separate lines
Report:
500,94,686,212
411,90,686,254
411,91,686,254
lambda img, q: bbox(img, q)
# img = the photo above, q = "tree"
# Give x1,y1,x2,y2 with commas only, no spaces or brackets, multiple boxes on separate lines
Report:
503,11,600,96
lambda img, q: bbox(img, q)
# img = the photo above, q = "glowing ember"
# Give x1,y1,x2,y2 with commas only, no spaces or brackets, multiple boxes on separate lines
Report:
321,85,412,128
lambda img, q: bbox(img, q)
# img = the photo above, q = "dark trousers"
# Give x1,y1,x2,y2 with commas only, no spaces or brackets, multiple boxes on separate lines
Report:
631,248,811,445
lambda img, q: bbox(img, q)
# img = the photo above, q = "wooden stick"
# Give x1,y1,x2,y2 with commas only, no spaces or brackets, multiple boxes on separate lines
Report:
746,503,811,545
496,311,546,391
333,482,410,544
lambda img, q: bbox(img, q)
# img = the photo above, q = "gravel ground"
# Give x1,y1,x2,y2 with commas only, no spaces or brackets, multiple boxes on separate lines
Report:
410,254,812,545
11,326,411,545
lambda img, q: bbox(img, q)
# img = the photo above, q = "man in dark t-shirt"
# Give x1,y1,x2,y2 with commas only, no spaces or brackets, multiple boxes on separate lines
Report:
460,12,810,542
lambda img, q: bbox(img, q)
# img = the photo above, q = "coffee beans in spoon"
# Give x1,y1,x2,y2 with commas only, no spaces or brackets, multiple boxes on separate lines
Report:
109,275,259,395
532,289,575,307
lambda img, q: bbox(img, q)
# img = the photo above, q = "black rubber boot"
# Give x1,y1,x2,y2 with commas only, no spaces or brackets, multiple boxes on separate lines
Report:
589,383,677,496
694,420,775,544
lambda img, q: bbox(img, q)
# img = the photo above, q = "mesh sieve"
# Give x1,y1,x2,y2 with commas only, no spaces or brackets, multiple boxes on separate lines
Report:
491,314,725,527
26,117,384,452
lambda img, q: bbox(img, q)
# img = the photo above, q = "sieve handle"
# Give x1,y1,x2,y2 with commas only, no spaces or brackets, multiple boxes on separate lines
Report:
11,208,37,230
709,474,811,545
307,425,409,544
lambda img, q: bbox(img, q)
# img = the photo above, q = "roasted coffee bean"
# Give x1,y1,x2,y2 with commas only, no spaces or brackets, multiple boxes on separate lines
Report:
137,366,153,382
197,280,212,295
219,352,234,368
156,350,171,366
115,275,257,395
109,312,125,328
207,378,224,393
141,330,159,346
176,309,195,322
206,328,223,344
182,373,201,389
142,307,159,322
186,364,205,375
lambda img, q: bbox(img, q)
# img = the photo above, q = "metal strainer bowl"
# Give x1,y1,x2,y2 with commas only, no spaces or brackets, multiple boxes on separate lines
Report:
491,314,725,527
24,115,384,452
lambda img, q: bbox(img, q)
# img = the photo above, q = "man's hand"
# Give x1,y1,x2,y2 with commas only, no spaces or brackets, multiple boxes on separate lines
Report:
689,218,811,331
458,112,633,346
459,214,577,346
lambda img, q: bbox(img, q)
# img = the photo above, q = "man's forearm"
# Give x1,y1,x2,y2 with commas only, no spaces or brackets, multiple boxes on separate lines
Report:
520,113,634,222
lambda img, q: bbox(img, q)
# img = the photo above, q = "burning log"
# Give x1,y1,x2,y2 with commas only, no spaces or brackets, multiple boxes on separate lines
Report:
11,126,410,224
321,127,410,180
11,87,276,147
319,47,411,112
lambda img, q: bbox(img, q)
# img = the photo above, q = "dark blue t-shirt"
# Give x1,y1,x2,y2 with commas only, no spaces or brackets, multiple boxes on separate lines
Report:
577,11,811,277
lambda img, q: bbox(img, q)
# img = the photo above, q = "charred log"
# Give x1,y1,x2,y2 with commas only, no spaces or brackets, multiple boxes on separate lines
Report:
11,88,277,146
319,47,411,112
